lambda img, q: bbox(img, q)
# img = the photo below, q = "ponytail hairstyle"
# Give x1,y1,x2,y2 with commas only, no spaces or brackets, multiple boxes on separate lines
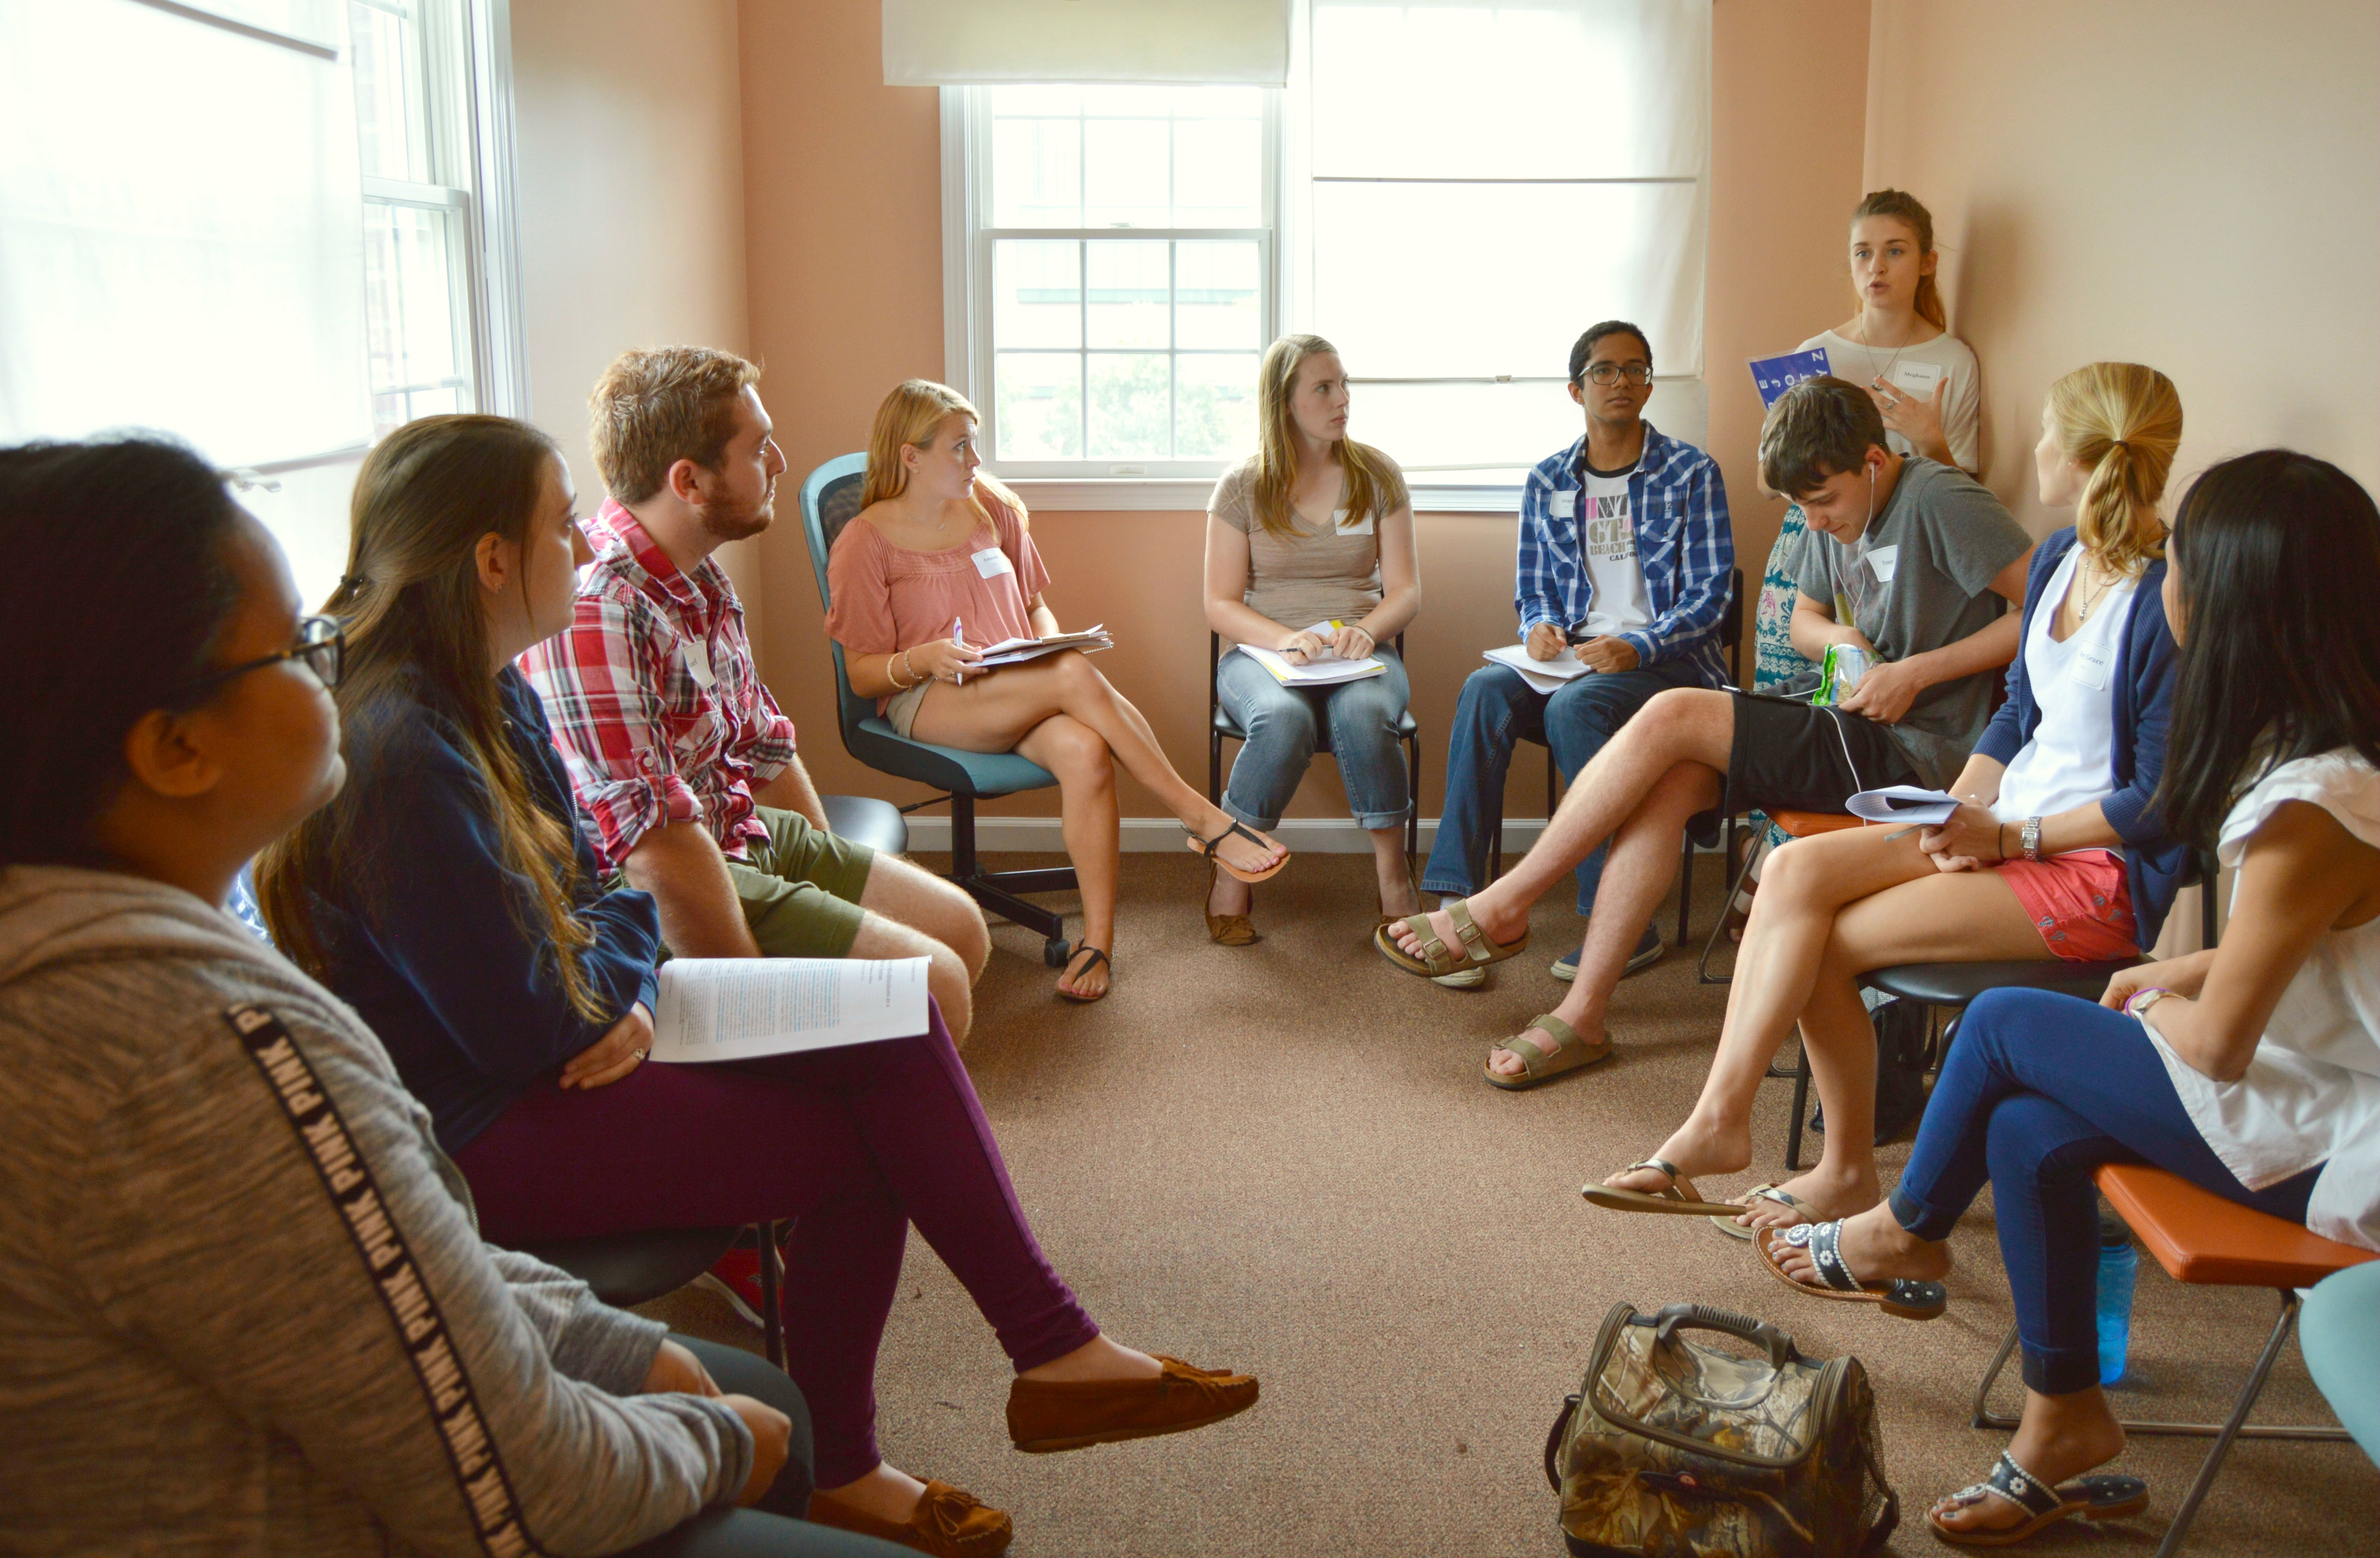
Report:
1250,333,1397,539
860,378,1023,527
254,414,608,1023
2044,362,2183,578
2154,450,2380,848
1852,189,1947,331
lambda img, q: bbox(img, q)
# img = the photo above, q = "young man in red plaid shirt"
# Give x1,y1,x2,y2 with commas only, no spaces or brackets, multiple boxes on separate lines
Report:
520,348,988,1057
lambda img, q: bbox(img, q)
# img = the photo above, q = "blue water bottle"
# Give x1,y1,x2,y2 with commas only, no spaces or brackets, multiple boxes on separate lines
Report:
2097,1223,2139,1386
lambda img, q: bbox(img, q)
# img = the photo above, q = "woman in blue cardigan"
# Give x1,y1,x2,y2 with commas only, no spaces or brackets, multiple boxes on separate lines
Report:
1585,364,2187,1250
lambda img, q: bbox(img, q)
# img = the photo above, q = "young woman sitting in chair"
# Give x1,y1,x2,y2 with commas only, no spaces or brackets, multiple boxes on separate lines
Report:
827,380,1290,1001
257,414,1261,1558
1763,449,2380,1545
1584,364,2190,1235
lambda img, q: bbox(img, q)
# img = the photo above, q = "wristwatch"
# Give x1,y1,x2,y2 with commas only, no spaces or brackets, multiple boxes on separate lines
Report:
2021,816,2044,862
2123,985,2174,1022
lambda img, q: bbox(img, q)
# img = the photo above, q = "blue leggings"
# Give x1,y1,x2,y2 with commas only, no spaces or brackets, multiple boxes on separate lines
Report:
1889,988,2322,1395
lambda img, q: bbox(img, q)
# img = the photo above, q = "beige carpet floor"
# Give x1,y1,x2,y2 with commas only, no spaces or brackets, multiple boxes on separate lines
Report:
640,849,2376,1556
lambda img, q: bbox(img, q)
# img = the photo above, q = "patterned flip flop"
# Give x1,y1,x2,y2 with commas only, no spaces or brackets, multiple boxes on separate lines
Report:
1710,1182,1811,1242
1757,1219,1948,1320
1927,1451,2148,1546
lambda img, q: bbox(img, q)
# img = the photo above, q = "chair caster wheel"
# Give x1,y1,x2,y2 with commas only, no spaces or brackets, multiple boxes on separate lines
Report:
1044,938,1072,969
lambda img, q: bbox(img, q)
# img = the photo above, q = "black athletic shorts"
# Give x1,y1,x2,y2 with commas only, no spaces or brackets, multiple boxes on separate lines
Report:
1724,690,1920,815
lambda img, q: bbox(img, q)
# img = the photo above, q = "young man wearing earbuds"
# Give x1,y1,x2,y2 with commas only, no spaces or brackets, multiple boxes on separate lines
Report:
1383,375,2033,1088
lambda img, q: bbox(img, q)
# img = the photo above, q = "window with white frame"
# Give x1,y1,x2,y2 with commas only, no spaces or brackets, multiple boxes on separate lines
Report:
946,84,1277,480
940,5,1706,501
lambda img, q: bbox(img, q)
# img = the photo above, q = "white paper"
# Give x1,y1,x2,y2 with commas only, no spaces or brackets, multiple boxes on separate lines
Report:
1236,642,1385,685
649,956,931,1063
1845,785,1961,826
971,545,1014,578
1483,642,1590,684
972,625,1113,668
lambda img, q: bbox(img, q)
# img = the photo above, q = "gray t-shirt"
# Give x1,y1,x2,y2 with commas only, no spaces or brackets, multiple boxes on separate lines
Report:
1792,457,2032,787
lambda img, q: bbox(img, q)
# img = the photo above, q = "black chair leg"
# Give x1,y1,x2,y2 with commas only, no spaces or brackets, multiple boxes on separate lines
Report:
1209,730,1222,807
945,793,1071,954
757,1220,785,1370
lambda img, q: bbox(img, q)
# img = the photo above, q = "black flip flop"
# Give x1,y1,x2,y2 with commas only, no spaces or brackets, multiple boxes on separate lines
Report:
1056,946,1111,1003
1928,1451,2148,1546
1757,1219,1947,1320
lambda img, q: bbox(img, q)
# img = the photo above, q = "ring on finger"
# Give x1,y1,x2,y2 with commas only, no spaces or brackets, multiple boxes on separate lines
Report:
633,1048,648,1061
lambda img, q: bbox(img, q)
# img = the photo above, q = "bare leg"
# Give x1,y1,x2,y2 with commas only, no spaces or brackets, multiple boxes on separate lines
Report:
1489,761,1716,1076
846,914,976,1045
1772,1203,2122,1538
1015,714,1117,998
858,853,989,982
1371,826,1417,916
1391,687,1734,958
1208,863,1250,917
911,651,1284,878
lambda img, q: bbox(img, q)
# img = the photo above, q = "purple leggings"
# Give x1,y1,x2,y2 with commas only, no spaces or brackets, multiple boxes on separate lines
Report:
452,1001,1100,1487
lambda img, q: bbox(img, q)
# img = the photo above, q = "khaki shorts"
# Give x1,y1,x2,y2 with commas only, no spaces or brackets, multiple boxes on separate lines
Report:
885,679,932,739
723,804,877,959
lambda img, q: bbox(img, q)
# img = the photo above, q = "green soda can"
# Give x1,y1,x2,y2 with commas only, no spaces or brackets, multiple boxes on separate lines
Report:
1816,643,1870,706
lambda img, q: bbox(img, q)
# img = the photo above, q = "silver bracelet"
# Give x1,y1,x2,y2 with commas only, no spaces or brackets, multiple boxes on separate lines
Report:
2021,816,2043,862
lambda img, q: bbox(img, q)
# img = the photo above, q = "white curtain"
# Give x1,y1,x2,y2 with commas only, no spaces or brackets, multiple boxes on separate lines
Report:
0,0,370,470
1301,0,1711,472
885,0,1291,86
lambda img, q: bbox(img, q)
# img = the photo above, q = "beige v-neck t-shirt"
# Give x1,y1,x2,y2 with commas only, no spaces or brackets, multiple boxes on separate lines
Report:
1208,453,1408,648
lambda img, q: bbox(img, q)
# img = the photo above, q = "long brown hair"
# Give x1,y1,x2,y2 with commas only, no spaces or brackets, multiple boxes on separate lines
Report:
2044,362,2182,579
256,414,606,1021
1852,189,1947,331
1250,334,1397,539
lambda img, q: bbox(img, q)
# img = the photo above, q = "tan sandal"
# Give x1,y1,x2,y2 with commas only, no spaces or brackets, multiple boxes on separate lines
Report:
1484,1013,1610,1091
1578,1157,1742,1218
1711,1182,1814,1241
1185,818,1289,884
1373,897,1528,979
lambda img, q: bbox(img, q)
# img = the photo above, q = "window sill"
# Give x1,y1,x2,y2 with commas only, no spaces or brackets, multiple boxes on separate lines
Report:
1003,477,1524,514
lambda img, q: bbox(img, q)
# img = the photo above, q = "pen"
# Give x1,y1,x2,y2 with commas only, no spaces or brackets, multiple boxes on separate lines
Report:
951,616,964,685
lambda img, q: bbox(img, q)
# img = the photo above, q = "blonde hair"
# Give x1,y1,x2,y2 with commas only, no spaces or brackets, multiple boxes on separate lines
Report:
1250,334,1397,539
589,346,763,504
1852,189,1947,331
858,378,1023,524
2046,362,2183,579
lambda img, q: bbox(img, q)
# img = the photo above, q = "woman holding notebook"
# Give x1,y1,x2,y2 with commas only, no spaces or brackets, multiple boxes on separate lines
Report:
257,414,1260,1557
1583,364,2188,1242
827,379,1290,1001
1201,334,1421,944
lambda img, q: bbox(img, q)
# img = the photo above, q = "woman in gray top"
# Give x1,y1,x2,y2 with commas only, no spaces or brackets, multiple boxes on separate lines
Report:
0,436,900,1557
1202,334,1422,944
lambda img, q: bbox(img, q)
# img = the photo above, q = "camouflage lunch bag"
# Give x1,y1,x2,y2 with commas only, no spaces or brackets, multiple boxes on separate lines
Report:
1543,1301,1899,1557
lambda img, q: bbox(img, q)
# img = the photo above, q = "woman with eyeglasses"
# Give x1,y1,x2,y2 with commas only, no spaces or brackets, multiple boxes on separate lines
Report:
0,434,922,1555
254,414,1258,1558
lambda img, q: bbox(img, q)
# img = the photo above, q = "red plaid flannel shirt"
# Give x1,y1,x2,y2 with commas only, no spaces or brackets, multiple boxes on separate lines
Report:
518,499,796,871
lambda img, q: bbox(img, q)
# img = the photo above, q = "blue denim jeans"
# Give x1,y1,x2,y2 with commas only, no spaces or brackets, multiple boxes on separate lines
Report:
1889,988,2320,1395
1215,645,1412,831
1422,658,1706,914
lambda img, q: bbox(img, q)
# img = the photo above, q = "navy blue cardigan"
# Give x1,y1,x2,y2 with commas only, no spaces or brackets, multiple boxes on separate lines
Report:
1970,527,2187,947
308,668,662,1149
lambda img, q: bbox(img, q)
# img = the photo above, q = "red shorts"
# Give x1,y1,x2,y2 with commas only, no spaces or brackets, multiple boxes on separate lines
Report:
1994,848,2139,961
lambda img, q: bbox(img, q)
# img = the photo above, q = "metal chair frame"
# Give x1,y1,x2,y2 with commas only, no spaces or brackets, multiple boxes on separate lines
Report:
1207,632,1422,867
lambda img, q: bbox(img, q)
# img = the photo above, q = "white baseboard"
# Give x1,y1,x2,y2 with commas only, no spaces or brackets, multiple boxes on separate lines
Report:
898,815,1547,854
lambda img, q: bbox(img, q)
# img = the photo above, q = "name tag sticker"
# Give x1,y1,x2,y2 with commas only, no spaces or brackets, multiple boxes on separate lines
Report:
1335,507,1374,537
2074,642,2113,691
1550,491,1577,519
1866,544,1900,583
681,638,716,689
971,545,1015,580
1890,360,1946,399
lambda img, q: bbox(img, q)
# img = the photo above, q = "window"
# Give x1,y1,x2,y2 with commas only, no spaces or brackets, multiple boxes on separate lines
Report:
945,84,1277,483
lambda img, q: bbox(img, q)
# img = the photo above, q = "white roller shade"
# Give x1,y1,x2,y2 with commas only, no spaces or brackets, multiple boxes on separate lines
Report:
884,0,1291,86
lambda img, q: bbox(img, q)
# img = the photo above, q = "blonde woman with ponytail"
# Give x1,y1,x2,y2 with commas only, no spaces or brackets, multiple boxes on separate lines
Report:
829,379,1290,1000
1584,364,2192,1246
1203,334,1420,942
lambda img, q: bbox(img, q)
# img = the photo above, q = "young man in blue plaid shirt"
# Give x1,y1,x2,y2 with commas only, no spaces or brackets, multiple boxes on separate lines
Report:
1419,322,1735,986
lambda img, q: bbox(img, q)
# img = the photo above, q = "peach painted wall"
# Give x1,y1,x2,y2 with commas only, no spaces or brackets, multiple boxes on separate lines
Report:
733,0,1877,823
509,0,767,615
1863,0,2380,528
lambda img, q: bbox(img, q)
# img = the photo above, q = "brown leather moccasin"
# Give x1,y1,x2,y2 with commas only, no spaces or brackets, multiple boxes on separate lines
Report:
806,1479,1013,1558
1006,1355,1259,1453
1205,911,1258,946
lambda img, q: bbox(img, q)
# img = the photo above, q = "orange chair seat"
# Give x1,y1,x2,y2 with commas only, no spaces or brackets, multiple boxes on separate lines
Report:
1770,809,1863,839
2095,1163,2378,1289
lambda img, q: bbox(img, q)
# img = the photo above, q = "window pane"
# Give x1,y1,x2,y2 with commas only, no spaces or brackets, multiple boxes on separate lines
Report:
996,352,1081,460
987,83,1081,116
1311,179,1705,378
349,1,428,182
994,240,1081,349
1085,241,1168,349
989,115,1081,227
1175,353,1259,459
1172,116,1260,226
363,200,466,428
1083,117,1169,228
1087,354,1169,457
1311,0,1708,181
1175,241,1259,349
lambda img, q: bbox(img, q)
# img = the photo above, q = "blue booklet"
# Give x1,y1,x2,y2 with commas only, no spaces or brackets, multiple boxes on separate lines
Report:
1749,347,1832,407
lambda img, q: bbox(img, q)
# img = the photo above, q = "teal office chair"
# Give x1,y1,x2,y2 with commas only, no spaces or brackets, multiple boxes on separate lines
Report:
798,454,1077,969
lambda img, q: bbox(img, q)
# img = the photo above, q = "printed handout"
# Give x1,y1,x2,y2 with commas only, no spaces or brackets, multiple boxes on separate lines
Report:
649,956,931,1063
1844,785,1961,827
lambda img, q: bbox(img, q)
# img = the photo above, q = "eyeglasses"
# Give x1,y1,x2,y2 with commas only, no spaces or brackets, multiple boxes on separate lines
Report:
1584,364,1654,387
171,614,344,701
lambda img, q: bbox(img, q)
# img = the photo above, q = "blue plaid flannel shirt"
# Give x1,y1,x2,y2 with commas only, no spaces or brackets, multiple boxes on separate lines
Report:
1513,422,1735,686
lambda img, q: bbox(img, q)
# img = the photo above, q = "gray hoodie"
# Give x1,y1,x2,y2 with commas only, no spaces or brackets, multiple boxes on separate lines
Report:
0,864,752,1556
